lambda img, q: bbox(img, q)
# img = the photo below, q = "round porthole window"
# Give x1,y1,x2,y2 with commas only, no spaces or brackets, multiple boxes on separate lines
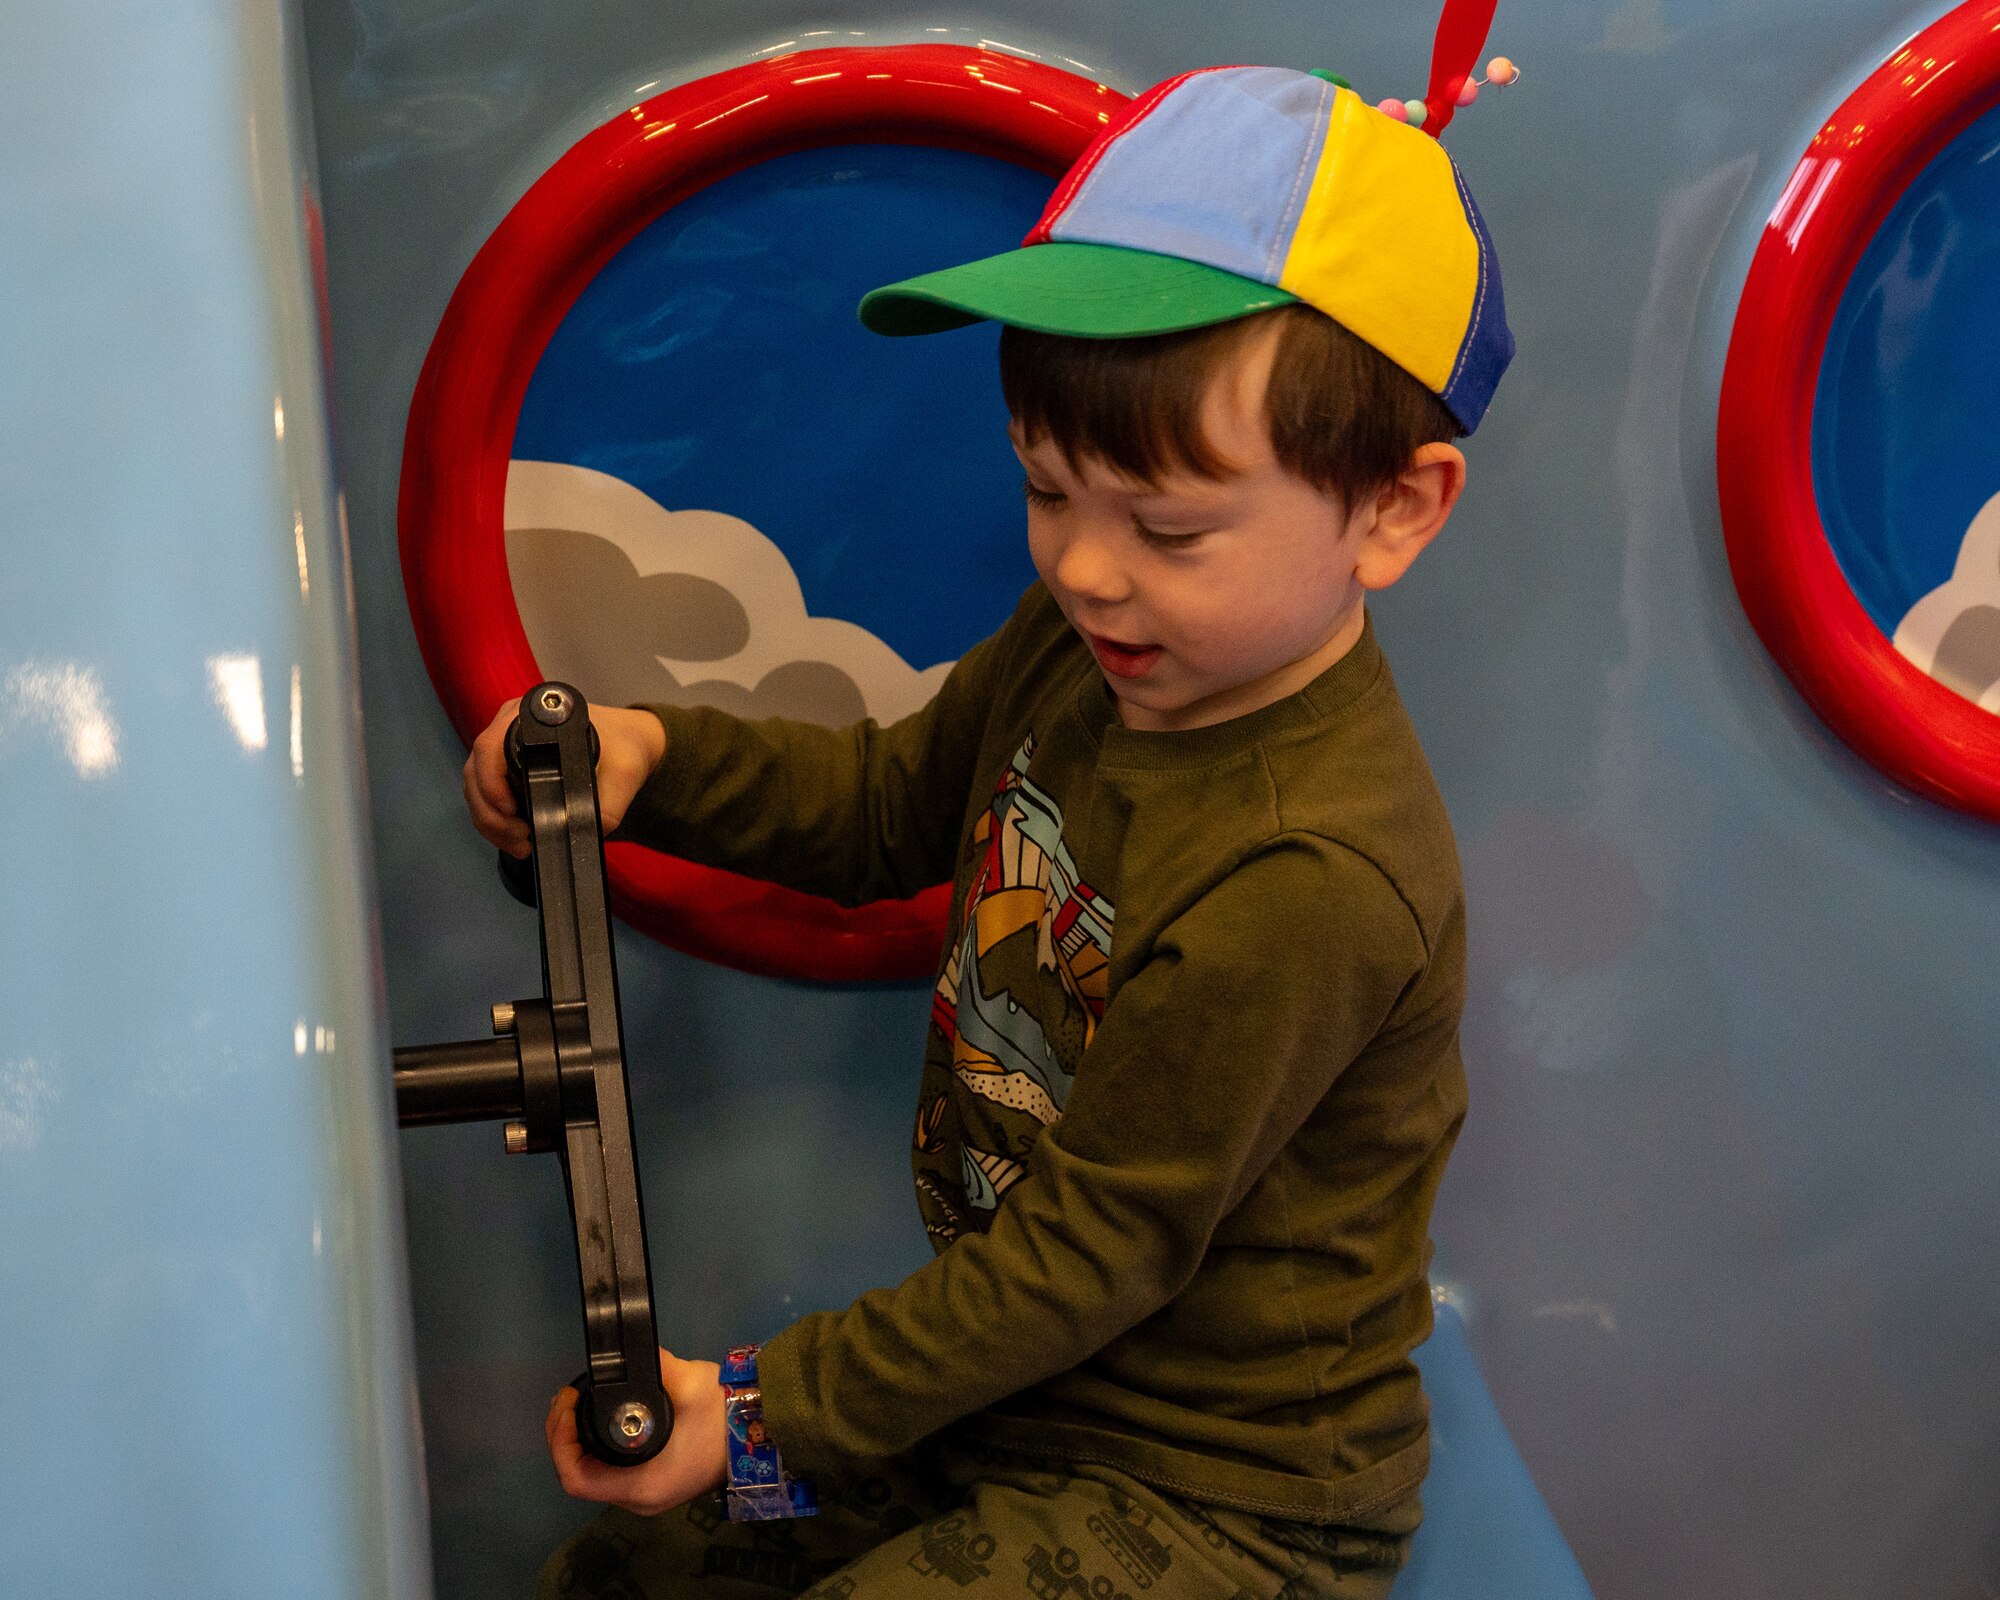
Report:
400,45,1123,977
1718,1,2000,821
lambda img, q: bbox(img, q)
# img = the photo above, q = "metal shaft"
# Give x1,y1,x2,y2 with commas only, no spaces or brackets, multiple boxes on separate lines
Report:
391,1038,523,1126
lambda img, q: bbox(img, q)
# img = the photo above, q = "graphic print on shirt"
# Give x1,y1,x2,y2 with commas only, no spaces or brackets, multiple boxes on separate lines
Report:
926,734,1115,1225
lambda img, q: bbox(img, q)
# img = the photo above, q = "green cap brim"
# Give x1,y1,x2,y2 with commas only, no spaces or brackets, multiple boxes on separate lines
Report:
858,241,1298,339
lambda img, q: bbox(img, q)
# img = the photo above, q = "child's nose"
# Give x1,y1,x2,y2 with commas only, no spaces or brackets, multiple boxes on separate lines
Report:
1053,525,1131,605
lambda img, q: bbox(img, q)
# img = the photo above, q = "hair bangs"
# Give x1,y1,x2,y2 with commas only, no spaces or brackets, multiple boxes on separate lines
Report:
1000,318,1255,488
999,305,1462,507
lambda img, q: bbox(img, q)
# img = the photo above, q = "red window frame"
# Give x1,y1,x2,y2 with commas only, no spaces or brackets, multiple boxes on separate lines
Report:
399,44,1123,978
1717,1,2000,822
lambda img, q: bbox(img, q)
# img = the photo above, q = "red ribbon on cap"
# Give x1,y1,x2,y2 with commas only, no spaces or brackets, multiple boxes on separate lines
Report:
1423,0,1500,138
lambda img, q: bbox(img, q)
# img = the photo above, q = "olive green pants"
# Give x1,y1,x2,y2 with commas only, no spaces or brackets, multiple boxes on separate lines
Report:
535,1438,1417,1600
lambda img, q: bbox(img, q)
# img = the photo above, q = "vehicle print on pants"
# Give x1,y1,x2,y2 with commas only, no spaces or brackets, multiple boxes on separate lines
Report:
908,1515,998,1585
1088,1492,1173,1589
1023,1542,1134,1600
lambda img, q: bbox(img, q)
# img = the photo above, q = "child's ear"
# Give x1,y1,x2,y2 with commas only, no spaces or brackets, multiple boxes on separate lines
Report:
1353,443,1467,591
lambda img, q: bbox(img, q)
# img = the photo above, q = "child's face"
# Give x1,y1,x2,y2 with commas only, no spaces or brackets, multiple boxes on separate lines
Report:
1012,318,1462,733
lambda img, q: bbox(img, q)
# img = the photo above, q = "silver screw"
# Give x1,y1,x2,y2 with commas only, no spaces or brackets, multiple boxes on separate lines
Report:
612,1401,655,1446
491,1001,516,1035
503,1120,529,1155
529,685,574,726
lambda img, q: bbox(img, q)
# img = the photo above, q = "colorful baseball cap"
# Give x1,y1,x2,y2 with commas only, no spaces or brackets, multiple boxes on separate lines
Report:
858,66,1514,434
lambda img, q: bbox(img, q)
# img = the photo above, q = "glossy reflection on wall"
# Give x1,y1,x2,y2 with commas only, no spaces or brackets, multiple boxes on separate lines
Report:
1814,99,2000,715
506,144,1043,728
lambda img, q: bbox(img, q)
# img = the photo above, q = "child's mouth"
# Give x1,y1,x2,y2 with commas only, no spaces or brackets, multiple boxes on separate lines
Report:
1086,632,1163,679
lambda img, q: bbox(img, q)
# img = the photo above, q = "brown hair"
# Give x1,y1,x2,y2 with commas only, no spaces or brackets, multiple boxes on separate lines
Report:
999,303,1461,508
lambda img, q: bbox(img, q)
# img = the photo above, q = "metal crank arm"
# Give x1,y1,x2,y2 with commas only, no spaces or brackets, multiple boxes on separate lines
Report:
389,682,670,1467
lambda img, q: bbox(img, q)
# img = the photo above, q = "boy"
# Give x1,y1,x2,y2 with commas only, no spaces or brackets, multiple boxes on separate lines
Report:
466,65,1510,1600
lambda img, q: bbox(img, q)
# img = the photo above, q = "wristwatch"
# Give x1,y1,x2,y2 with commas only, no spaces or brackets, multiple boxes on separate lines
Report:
720,1345,819,1521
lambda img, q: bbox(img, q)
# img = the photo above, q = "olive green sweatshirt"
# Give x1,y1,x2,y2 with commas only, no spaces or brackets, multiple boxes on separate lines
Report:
619,583,1467,1523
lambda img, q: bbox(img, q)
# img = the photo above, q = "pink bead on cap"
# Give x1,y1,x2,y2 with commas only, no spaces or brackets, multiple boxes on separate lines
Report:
1371,26,1522,141
1358,3,1523,139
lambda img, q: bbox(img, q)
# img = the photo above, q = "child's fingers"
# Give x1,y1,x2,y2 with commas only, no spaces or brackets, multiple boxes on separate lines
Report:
545,1391,638,1505
472,698,522,816
557,1455,628,1503
461,698,532,856
544,1386,575,1456
462,758,532,857
546,1389,595,1492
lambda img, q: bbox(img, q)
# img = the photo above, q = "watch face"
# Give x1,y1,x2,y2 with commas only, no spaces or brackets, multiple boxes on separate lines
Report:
1718,1,2000,821
1812,97,2000,717
399,46,1119,975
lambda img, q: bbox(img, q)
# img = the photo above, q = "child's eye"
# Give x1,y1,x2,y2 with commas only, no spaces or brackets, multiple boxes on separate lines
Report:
1022,477,1065,510
1132,515,1203,547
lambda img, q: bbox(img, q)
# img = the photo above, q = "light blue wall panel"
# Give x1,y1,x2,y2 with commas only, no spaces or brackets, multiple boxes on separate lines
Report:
0,3,428,1596
296,2,2000,1597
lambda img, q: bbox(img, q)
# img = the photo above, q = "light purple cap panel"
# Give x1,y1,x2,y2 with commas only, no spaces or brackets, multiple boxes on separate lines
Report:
1045,66,1333,289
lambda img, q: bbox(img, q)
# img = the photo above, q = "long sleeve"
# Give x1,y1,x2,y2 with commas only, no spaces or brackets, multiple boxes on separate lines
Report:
610,611,1019,907
752,835,1432,1478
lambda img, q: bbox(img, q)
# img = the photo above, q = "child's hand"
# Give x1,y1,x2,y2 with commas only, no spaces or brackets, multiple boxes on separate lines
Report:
462,698,668,858
544,1348,728,1517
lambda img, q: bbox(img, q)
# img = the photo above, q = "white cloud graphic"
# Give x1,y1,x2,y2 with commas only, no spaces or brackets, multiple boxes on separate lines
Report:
505,459,952,727
1894,491,2000,714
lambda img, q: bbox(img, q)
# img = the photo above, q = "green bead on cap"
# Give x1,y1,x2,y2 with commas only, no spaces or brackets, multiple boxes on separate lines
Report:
1308,69,1353,90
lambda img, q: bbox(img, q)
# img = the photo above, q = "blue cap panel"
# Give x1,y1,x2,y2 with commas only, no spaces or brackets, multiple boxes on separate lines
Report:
1439,165,1514,434
1048,66,1332,288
